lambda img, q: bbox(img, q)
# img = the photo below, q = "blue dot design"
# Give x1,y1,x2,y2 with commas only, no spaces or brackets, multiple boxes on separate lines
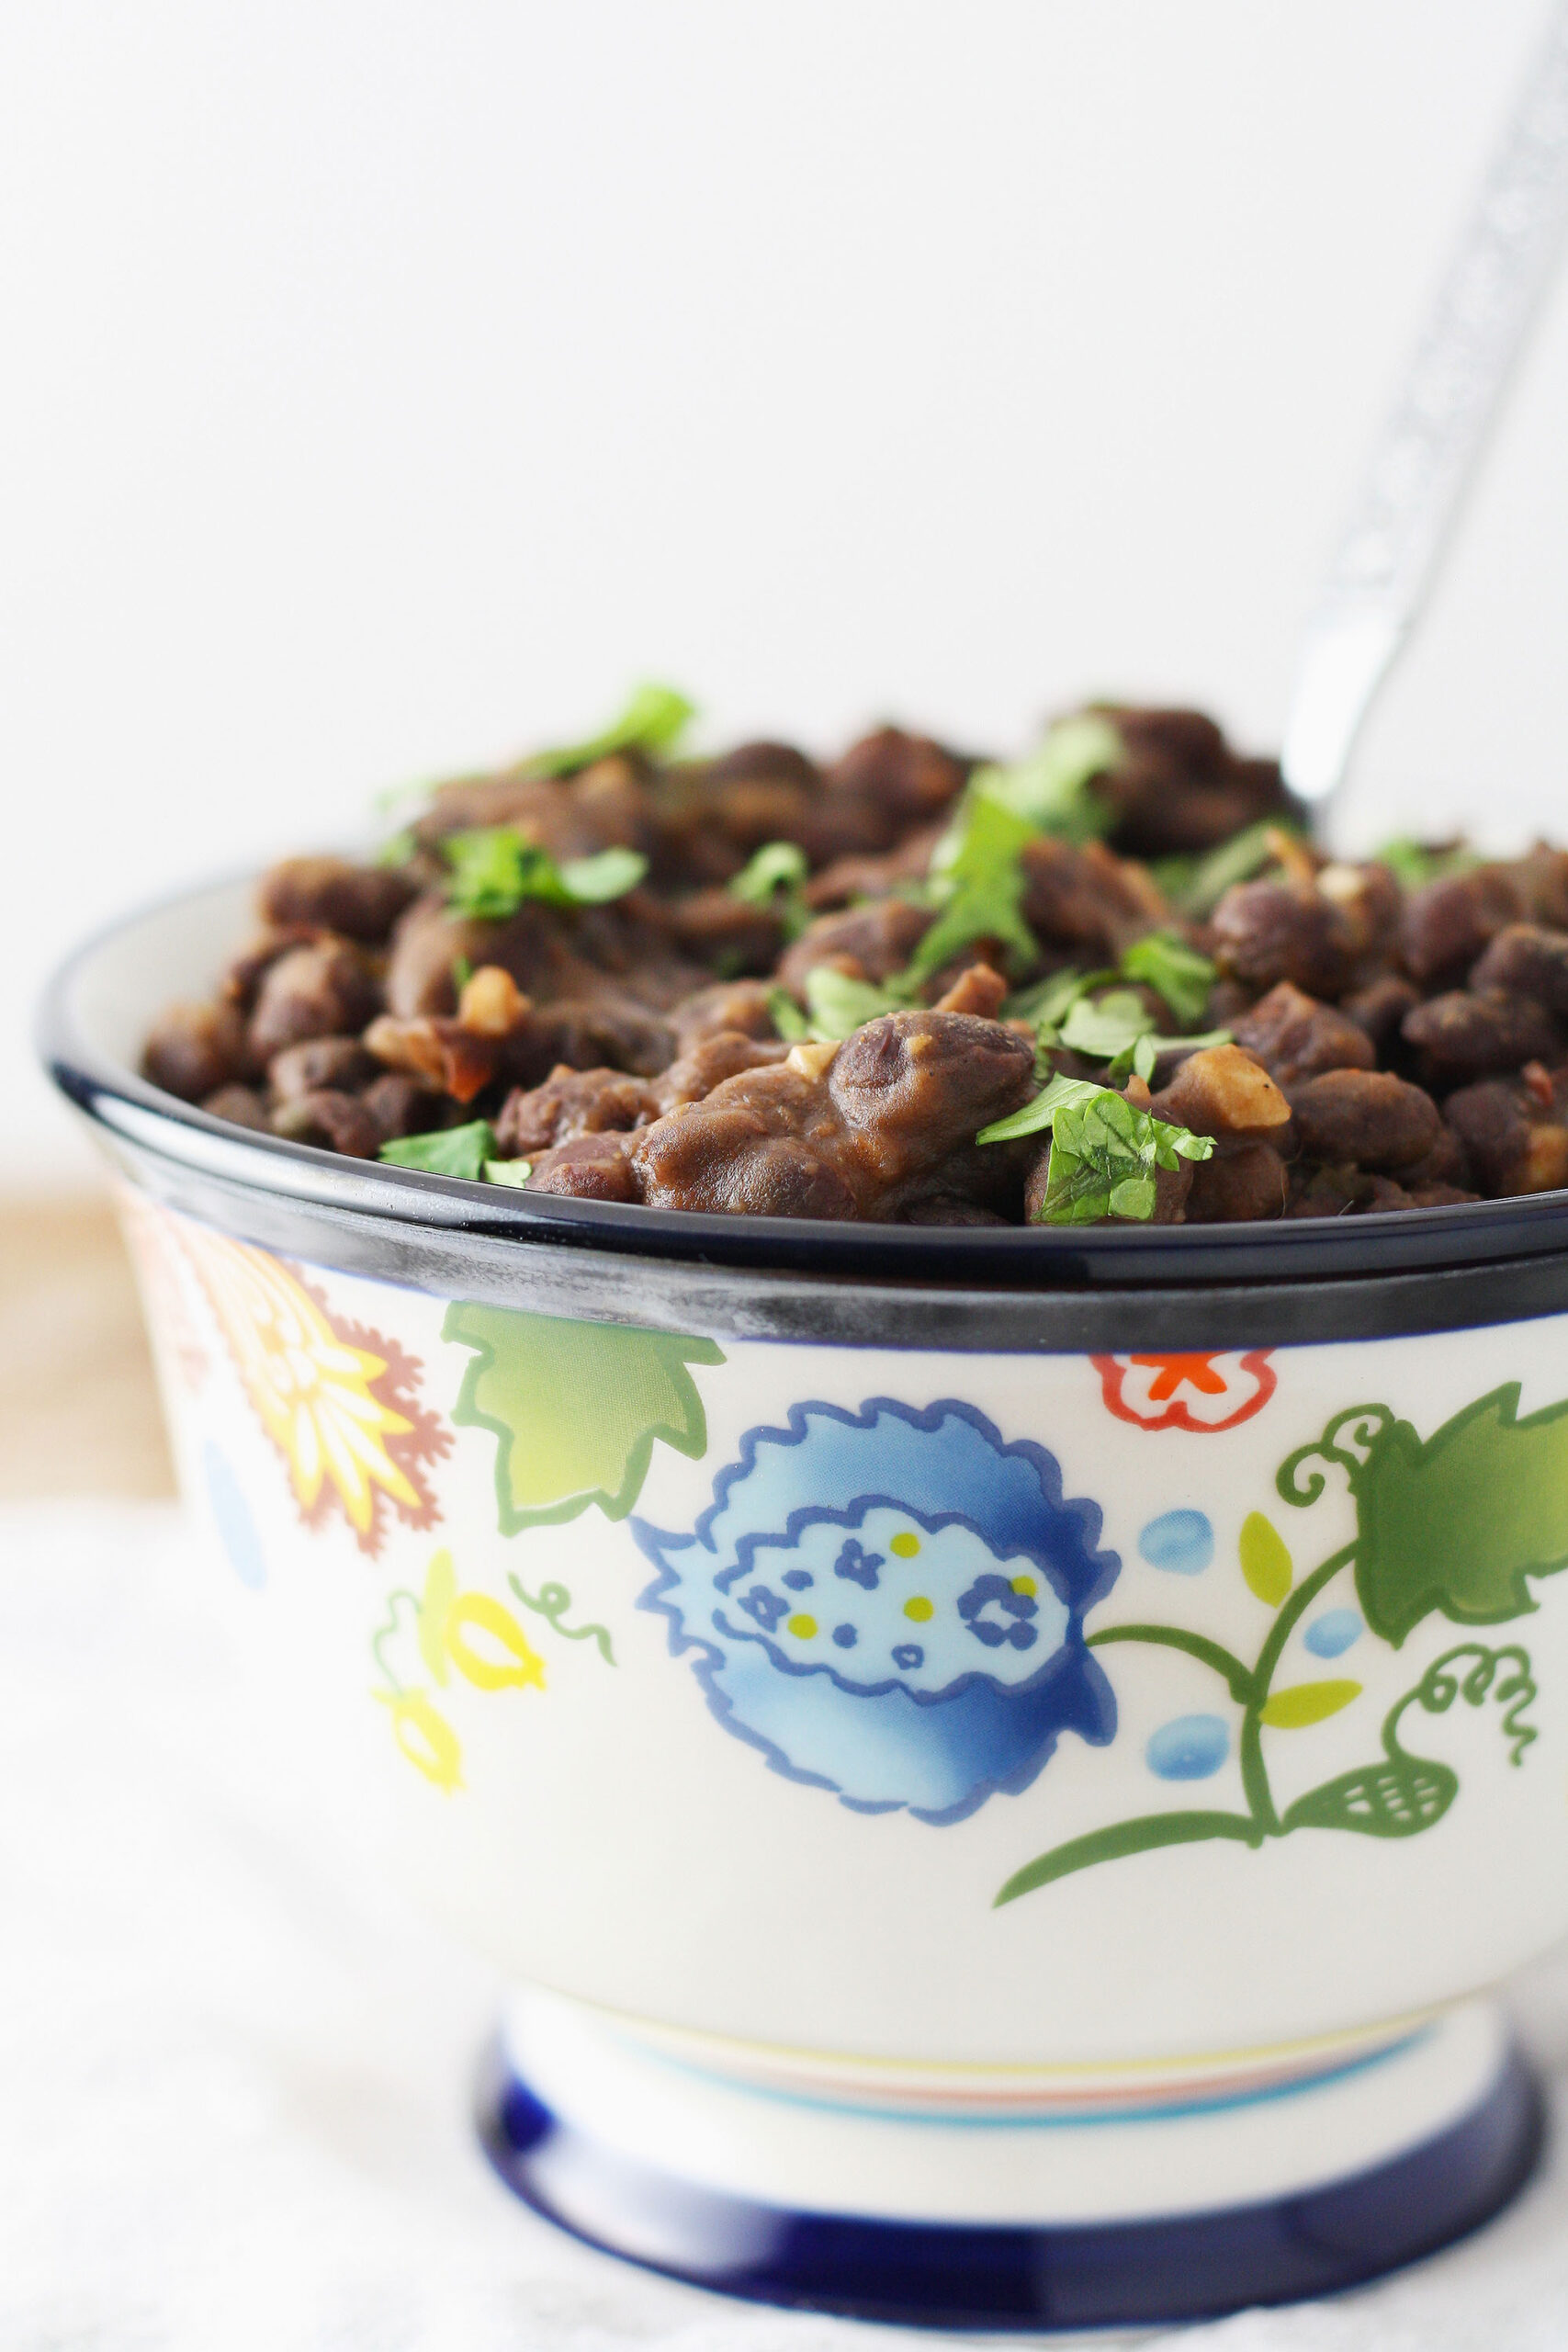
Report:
1304,1609,1363,1658
202,1440,266,1589
1146,1714,1229,1781
1138,1510,1213,1576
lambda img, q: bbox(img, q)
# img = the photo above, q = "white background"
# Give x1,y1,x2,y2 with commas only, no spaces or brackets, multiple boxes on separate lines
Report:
6,0,1567,1186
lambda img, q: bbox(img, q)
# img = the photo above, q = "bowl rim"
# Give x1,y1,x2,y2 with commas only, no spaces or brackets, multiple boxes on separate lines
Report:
37,872,1568,1298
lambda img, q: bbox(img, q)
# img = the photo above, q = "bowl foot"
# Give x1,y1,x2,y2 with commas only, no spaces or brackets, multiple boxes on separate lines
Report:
476,1995,1542,2332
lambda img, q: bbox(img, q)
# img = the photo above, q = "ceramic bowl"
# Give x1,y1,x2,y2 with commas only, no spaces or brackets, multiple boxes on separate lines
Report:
39,876,1568,2332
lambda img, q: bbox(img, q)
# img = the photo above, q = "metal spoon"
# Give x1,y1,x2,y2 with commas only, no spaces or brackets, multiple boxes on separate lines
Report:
1281,0,1568,831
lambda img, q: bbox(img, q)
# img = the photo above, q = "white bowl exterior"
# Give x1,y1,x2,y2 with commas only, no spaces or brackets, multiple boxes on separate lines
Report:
119,1190,1568,2075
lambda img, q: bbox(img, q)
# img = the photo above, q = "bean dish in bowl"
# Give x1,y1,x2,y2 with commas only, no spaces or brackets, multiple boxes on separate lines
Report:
46,684,1568,2333
137,686,1568,1231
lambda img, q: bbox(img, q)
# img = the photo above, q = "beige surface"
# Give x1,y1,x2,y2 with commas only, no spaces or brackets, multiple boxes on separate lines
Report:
0,1196,175,1498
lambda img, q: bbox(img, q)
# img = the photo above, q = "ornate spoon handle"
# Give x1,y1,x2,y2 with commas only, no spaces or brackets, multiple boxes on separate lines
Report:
1282,1,1568,816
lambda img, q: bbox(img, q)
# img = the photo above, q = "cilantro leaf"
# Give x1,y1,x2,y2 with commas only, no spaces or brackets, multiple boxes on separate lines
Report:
803,967,907,1039
376,827,417,869
1104,1023,1232,1083
976,1071,1111,1146
903,790,1040,985
484,1158,535,1187
557,846,649,902
1119,931,1217,1027
1058,987,1156,1060
1373,837,1479,888
1004,967,1114,1029
378,1120,497,1181
1167,820,1303,918
1034,1092,1213,1227
526,683,695,777
442,828,648,922
728,841,811,938
965,713,1121,844
765,986,813,1043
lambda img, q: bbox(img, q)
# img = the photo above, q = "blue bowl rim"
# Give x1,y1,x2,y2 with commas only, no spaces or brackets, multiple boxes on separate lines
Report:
36,876,1568,1323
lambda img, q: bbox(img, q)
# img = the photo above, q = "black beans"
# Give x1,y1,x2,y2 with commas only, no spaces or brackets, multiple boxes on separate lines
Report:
141,697,1568,1225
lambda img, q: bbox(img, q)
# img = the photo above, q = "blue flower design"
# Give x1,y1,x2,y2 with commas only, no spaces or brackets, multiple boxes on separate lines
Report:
633,1397,1119,1824
834,1538,884,1590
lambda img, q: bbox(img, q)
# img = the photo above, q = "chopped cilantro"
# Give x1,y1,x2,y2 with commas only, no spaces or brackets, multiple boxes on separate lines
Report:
902,791,1040,985
378,1120,497,1182
1033,1091,1213,1225
766,987,814,1042
451,954,474,990
976,1071,1111,1146
483,1158,534,1187
1120,931,1217,1027
1104,1023,1232,1083
557,846,649,902
803,967,907,1039
1005,967,1113,1029
964,713,1121,845
375,827,417,868
1167,820,1303,917
442,828,648,922
1373,836,1479,888
526,682,695,777
728,841,811,938
1058,987,1157,1061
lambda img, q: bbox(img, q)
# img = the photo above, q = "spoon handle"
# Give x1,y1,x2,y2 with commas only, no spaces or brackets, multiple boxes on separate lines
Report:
1282,1,1568,814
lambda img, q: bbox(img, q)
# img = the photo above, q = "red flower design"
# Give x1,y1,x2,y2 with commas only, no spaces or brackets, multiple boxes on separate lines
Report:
1091,1350,1277,1432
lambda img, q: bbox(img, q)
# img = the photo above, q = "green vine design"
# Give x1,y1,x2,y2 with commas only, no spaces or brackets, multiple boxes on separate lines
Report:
371,1588,421,1692
995,1388,1553,1909
508,1574,617,1667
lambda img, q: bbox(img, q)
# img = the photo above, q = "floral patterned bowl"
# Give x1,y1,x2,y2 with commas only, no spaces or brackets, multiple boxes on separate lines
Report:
39,877,1568,2334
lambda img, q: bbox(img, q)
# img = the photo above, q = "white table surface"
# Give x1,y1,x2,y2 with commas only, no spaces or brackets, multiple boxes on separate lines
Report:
3,1501,1563,2352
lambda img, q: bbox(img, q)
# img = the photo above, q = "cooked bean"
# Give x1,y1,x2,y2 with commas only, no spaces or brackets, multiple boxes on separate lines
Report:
1401,989,1560,1084
775,899,930,994
269,1089,382,1158
249,943,378,1061
360,1072,449,1142
1400,869,1524,984
268,1035,378,1100
257,855,417,943
1445,1076,1568,1196
1211,881,1359,998
825,728,967,822
199,1083,271,1131
495,1066,659,1155
1150,1044,1292,1142
1183,1141,1288,1222
1468,922,1568,1019
526,1132,642,1202
1342,973,1422,1050
1232,981,1375,1086
1288,1069,1441,1171
143,1001,250,1102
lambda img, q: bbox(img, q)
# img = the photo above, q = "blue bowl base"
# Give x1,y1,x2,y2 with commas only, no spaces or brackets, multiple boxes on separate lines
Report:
476,2037,1543,2333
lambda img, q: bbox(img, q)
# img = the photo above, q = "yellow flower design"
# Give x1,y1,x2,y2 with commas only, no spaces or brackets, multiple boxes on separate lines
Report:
182,1227,446,1553
370,1549,547,1792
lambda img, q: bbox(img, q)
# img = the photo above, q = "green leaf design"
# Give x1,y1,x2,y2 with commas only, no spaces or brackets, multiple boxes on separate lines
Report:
445,1303,725,1532
1239,1510,1292,1605
1281,1758,1458,1838
416,1550,457,1684
1259,1678,1361,1728
993,1808,1261,1907
1348,1384,1568,1644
